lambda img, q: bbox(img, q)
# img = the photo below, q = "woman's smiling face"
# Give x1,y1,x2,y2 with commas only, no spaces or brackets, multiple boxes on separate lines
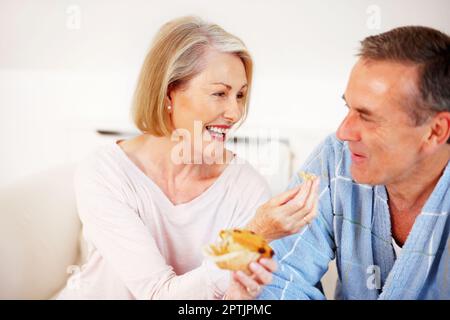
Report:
168,49,248,163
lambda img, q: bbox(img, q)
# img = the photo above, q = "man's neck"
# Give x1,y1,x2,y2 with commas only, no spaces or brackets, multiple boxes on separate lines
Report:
386,148,450,213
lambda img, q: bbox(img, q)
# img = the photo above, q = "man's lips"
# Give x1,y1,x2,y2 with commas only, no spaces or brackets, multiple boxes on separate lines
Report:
350,150,367,163
351,151,365,157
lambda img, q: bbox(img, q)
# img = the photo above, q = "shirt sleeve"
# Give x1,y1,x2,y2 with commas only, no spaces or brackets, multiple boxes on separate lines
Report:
258,139,337,300
74,157,228,300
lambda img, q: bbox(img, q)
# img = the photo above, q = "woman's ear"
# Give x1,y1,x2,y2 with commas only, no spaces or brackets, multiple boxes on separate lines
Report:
165,94,173,113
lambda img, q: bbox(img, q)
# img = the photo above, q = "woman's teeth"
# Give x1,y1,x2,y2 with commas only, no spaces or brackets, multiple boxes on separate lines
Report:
206,126,229,138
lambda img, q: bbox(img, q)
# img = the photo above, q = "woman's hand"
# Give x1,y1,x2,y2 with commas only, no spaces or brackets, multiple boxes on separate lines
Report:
246,177,320,242
224,258,277,300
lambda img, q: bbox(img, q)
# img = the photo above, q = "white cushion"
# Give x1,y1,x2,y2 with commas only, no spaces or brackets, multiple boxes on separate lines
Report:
0,165,83,299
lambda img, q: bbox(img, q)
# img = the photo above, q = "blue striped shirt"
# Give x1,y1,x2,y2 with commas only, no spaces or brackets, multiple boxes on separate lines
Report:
259,134,450,300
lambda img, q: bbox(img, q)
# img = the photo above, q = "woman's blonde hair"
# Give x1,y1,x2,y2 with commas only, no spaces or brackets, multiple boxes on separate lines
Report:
131,16,253,136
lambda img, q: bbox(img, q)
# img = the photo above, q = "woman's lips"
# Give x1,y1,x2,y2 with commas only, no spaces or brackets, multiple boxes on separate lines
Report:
208,124,231,129
205,125,231,142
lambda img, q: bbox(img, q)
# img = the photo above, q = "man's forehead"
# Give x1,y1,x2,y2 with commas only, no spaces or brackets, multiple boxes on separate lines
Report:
352,59,419,93
346,59,420,112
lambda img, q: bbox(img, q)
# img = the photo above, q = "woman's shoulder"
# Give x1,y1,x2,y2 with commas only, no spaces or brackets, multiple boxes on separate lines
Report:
74,142,126,184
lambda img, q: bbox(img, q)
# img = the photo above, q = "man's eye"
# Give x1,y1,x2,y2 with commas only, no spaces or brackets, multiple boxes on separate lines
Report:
359,113,370,121
213,92,226,97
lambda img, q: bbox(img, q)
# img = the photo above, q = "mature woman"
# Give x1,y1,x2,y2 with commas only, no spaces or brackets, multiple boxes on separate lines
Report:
58,16,319,300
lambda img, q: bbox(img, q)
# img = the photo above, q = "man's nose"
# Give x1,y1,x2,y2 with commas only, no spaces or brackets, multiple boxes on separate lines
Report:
336,112,360,142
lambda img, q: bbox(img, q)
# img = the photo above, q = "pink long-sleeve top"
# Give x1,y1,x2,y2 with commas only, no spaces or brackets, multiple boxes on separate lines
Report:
57,141,271,299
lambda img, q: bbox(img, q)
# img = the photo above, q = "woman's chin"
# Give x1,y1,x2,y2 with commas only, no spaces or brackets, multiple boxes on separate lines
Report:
195,144,228,165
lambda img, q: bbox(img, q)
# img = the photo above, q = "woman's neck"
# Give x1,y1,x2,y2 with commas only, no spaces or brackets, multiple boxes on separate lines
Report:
125,134,226,183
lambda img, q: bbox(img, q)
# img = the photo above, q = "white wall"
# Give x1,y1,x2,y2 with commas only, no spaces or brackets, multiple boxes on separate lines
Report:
1,0,449,187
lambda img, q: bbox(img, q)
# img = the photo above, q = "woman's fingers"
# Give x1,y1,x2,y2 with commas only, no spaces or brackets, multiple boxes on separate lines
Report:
246,176,321,242
235,270,262,297
259,258,277,273
226,259,277,300
301,195,318,225
292,177,320,222
227,258,277,300
268,185,302,207
282,179,314,214
249,262,273,285
292,179,313,203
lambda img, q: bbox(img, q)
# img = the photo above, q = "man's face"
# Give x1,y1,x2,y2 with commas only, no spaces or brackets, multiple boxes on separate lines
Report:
336,58,431,185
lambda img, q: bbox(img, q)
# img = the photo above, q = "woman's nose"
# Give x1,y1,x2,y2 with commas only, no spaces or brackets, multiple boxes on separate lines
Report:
223,99,242,123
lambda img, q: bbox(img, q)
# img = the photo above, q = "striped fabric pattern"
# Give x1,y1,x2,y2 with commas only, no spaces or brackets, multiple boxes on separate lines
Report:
259,134,450,300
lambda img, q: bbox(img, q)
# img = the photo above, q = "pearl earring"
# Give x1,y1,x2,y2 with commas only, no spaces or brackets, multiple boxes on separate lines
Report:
167,105,172,111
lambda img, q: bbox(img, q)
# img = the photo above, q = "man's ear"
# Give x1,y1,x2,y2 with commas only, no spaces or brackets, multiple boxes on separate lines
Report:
427,111,450,146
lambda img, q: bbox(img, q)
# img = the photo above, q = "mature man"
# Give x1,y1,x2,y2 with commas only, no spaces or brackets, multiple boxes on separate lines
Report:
260,26,450,299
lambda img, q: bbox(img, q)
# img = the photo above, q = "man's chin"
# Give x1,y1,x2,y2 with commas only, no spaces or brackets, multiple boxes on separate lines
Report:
350,166,378,185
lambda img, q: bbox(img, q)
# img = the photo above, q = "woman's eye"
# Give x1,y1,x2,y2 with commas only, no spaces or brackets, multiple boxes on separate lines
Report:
213,92,226,97
237,92,245,99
